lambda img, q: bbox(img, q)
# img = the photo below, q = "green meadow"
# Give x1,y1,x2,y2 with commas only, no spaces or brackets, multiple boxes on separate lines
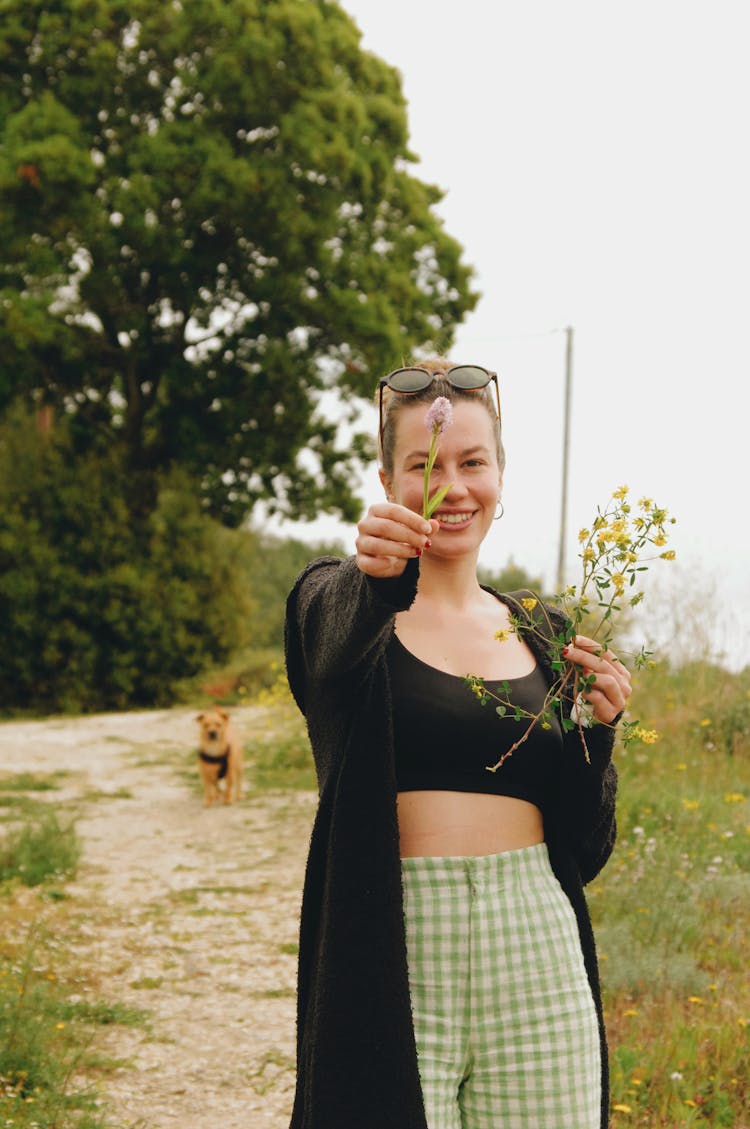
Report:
592,660,749,1126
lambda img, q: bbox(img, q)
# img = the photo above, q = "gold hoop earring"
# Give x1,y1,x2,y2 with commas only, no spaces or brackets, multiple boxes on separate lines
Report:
494,499,505,521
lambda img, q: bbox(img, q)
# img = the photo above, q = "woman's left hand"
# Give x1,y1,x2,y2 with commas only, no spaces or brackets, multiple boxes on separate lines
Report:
563,635,632,724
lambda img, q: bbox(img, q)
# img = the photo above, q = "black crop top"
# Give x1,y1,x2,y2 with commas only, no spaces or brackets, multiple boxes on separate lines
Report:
387,632,563,811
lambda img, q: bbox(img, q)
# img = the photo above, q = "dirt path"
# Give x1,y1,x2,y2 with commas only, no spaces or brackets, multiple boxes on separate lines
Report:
0,706,316,1129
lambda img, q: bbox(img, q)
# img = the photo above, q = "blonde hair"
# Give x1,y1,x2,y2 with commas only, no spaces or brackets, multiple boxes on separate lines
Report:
377,357,505,477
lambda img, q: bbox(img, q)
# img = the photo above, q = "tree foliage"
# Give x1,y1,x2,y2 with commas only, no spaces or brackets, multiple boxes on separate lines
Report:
0,408,256,714
478,558,545,597
0,0,477,525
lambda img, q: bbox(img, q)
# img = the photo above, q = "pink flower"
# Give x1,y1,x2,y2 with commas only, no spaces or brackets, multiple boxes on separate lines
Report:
425,396,453,436
422,397,453,519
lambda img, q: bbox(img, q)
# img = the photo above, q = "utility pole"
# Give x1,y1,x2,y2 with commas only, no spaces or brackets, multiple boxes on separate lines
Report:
556,326,573,591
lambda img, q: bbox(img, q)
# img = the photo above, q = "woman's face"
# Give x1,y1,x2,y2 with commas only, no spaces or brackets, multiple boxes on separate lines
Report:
381,398,502,557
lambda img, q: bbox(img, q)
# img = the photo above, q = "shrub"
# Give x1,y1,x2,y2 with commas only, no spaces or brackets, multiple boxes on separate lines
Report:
0,409,255,714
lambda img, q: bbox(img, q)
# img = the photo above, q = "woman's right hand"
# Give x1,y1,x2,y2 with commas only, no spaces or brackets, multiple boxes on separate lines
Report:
355,503,436,578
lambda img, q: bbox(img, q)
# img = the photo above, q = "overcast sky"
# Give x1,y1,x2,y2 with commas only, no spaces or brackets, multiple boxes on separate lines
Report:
274,0,750,668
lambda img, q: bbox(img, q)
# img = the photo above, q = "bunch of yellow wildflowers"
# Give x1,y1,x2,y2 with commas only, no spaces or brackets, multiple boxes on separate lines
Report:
468,486,676,769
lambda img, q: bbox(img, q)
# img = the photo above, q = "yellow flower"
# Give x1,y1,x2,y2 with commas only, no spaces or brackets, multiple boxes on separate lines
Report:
520,597,538,611
633,727,659,744
652,532,667,547
699,718,712,727
56,1021,66,1029
638,497,653,511
660,550,676,560
611,573,626,594
578,527,590,542
688,995,704,1004
684,1099,698,1108
467,677,486,700
676,763,687,771
494,629,510,642
583,547,596,562
724,792,746,804
612,1104,632,1114
613,485,630,500
623,1007,638,1017
682,799,700,811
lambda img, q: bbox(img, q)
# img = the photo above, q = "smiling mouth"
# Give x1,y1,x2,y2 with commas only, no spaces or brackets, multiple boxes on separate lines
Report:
435,511,475,527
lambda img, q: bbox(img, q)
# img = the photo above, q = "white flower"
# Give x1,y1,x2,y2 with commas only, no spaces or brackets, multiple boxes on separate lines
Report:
570,694,594,727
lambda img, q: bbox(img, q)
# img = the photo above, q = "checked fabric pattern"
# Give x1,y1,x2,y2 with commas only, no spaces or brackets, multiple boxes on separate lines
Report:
401,842,601,1129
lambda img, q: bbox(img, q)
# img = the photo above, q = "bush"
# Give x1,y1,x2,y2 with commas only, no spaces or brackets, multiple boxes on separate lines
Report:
0,409,256,714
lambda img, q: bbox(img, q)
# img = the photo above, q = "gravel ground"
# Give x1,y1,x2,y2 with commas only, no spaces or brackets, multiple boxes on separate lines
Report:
0,706,315,1129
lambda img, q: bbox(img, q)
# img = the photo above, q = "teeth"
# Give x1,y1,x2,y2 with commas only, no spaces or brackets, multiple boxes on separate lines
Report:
437,512,472,525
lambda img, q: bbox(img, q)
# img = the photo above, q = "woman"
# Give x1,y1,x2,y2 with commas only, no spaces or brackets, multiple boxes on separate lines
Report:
284,359,630,1129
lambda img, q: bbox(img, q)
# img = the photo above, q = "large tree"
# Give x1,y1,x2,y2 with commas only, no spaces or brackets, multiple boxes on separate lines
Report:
0,0,477,524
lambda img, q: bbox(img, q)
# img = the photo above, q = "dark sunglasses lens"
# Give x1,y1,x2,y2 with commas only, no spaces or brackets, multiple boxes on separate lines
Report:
387,368,432,392
448,366,491,389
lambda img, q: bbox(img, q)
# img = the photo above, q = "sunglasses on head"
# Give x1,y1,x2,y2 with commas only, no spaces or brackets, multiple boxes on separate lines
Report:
378,365,501,450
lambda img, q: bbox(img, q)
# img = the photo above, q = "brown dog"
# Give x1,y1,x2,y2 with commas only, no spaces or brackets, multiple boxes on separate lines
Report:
195,708,243,806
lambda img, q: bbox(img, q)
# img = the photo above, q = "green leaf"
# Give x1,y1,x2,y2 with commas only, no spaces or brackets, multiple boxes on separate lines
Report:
424,483,453,519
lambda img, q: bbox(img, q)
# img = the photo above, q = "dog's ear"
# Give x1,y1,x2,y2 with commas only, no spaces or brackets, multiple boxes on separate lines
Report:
195,713,205,722
217,708,230,720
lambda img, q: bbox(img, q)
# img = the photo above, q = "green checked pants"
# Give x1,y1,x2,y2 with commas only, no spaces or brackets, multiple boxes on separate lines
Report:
401,842,601,1129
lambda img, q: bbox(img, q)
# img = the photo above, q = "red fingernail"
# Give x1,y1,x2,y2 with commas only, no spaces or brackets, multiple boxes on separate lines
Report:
415,548,422,557
424,539,431,549
562,646,569,656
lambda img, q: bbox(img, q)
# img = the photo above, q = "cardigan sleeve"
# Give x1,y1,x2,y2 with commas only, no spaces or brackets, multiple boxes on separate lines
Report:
554,720,618,884
284,554,420,713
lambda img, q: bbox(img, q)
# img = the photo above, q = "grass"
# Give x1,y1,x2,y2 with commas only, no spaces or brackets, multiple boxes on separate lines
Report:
0,794,150,1128
0,809,81,886
590,660,750,1126
0,772,65,792
0,926,142,1128
245,680,316,791
251,721,316,791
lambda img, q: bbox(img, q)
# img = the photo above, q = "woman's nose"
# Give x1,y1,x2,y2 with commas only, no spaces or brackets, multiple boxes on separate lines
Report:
437,473,469,498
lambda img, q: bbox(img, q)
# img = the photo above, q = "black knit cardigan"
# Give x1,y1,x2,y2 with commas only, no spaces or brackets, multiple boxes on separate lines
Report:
284,555,618,1129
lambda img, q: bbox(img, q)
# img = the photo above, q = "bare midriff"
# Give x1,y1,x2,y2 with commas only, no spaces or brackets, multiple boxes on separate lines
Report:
397,790,544,858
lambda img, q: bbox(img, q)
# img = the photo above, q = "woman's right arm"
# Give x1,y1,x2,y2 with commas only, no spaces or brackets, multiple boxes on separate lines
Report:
285,504,434,700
